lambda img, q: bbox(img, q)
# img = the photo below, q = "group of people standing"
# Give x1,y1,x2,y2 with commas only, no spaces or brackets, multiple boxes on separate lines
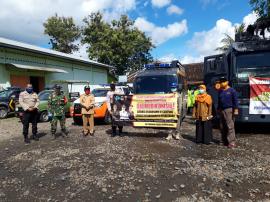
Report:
19,84,69,143
18,82,123,143
19,77,238,147
191,77,239,148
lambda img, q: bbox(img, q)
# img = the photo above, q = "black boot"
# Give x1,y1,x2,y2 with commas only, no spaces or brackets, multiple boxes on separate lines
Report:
119,127,123,137
112,126,117,137
51,132,56,139
62,129,69,136
32,134,39,141
24,136,30,144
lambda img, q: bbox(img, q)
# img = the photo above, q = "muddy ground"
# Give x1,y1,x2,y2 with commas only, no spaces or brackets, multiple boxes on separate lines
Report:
0,117,269,202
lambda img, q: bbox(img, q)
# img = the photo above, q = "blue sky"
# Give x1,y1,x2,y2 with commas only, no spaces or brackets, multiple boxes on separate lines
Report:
0,0,257,64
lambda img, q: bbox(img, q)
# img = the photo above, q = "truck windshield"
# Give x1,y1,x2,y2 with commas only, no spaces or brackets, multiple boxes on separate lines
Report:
134,75,178,94
236,52,270,82
235,52,270,99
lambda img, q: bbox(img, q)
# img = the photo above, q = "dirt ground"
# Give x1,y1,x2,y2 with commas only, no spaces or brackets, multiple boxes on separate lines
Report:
0,117,269,202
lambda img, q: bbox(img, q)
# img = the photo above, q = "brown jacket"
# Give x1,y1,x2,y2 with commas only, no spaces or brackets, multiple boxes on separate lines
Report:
192,100,212,121
80,94,95,115
19,91,39,111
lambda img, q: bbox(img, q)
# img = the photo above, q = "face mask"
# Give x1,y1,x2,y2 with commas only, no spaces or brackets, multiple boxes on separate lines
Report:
26,87,33,94
85,90,90,95
221,82,228,88
198,89,205,94
215,83,221,90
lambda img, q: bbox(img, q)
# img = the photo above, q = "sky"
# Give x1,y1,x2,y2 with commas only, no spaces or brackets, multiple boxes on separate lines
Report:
0,0,258,64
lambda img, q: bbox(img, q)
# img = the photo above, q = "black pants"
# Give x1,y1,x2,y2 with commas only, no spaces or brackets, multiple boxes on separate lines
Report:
196,120,212,144
23,110,38,137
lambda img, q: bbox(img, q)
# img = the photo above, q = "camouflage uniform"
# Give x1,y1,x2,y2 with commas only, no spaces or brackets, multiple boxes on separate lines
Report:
48,91,68,136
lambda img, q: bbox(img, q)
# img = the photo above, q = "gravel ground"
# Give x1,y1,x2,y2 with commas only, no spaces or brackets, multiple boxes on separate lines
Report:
0,117,270,202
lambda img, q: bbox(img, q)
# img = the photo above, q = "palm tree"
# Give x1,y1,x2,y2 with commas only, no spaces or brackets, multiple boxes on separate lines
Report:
215,33,235,52
215,23,245,52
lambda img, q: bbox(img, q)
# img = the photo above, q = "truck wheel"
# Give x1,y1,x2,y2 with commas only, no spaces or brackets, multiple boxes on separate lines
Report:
104,111,112,124
39,111,49,122
0,106,8,119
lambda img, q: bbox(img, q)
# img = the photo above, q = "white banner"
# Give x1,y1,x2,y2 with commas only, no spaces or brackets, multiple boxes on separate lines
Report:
249,77,270,114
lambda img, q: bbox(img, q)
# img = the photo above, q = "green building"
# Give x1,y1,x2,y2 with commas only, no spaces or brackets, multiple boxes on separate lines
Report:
0,37,113,92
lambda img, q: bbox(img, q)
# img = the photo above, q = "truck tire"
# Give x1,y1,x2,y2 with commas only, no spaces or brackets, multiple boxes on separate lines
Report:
104,111,112,124
39,111,49,122
0,106,8,119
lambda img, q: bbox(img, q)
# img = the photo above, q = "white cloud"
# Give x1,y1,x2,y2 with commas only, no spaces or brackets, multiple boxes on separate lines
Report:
188,18,235,56
181,12,259,64
159,53,177,62
135,17,188,45
151,0,171,8
167,5,184,15
200,0,217,8
243,12,258,27
181,55,204,64
0,0,136,47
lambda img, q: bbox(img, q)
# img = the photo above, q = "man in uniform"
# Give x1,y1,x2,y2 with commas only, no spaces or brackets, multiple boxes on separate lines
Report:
80,86,95,136
19,84,40,143
48,84,68,138
106,83,123,137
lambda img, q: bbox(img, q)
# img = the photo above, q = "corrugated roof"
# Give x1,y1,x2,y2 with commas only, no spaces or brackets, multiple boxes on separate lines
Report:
183,62,204,83
0,37,113,69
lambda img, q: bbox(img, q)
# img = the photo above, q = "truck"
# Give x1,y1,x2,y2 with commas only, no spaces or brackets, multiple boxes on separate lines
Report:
112,60,187,138
204,36,270,123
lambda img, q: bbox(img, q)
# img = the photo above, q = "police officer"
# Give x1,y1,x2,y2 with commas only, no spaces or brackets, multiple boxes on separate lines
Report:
48,84,68,138
80,86,95,136
19,84,40,143
106,83,123,137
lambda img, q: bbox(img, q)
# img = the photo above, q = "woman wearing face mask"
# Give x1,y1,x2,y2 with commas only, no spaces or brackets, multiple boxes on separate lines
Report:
192,85,213,144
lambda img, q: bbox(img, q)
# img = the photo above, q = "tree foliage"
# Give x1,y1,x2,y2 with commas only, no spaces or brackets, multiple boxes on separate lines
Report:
250,0,270,17
82,12,154,75
44,14,81,53
216,24,245,53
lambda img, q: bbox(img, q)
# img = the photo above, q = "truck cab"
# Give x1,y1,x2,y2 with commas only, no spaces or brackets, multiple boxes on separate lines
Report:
204,38,270,123
112,60,187,137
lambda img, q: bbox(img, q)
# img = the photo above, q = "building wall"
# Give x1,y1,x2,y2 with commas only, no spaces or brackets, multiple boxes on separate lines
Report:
0,46,108,89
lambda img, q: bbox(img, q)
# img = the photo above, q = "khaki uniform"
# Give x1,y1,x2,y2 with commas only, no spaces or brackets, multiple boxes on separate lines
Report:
19,91,40,138
80,94,95,134
19,91,39,111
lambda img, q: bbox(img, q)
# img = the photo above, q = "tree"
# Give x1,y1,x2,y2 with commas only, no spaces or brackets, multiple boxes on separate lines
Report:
215,34,234,52
250,0,270,17
44,14,81,53
215,24,245,52
82,13,154,75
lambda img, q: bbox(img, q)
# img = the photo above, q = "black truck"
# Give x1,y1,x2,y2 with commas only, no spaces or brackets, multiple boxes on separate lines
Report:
204,36,270,123
0,87,22,118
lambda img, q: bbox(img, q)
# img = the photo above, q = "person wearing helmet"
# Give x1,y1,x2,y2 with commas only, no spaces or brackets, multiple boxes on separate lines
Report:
106,82,123,137
80,86,95,136
48,84,68,138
